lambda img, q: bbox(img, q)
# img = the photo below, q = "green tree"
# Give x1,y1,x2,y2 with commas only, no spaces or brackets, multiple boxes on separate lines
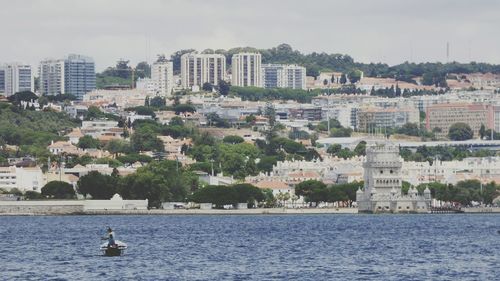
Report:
190,185,238,209
347,69,362,84
218,80,231,96
339,73,347,84
104,139,130,157
448,122,474,141
223,135,245,144
119,160,197,208
202,82,213,92
77,135,101,149
232,183,265,207
7,91,38,105
135,61,151,78
327,144,342,155
130,126,164,152
149,96,166,107
295,180,327,205
354,141,367,156
24,190,43,200
41,181,75,199
77,171,117,199
479,124,486,139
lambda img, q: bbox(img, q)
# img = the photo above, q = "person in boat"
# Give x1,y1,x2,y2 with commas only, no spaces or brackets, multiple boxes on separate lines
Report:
102,227,117,248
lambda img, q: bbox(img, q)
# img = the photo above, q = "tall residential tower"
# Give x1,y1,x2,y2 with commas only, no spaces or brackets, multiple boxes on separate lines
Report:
181,53,226,89
0,64,34,96
261,64,306,90
231,53,262,87
39,54,95,99
151,59,174,96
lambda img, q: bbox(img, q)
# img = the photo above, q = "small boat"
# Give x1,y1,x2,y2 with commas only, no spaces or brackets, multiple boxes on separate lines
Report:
100,240,127,256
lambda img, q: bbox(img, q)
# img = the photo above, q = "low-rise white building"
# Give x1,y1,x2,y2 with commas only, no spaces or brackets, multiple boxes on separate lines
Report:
0,166,44,192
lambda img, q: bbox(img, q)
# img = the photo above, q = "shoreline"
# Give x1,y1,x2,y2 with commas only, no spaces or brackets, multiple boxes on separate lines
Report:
1,207,499,216
0,208,358,216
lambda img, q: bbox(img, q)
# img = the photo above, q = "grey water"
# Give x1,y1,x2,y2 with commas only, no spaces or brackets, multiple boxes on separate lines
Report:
0,214,498,281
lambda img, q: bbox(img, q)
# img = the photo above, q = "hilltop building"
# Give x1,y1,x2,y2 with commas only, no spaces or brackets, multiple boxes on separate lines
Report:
357,142,431,213
39,54,95,99
231,53,262,87
261,64,306,90
0,63,34,96
180,53,226,89
151,59,174,96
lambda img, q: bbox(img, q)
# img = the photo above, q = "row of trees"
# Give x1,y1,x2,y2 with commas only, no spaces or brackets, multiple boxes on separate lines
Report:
399,145,495,163
295,180,361,207
326,141,366,159
370,86,447,98
74,160,198,208
416,180,499,206
190,184,267,208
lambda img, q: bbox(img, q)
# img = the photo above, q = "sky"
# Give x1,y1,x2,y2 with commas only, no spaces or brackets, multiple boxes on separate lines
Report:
1,0,500,71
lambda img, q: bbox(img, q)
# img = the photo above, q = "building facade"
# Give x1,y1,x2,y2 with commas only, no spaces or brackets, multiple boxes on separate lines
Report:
0,64,34,96
231,53,262,87
261,64,306,90
181,53,226,89
357,142,431,213
64,54,96,100
357,107,419,132
39,59,65,96
0,166,44,192
426,103,494,139
39,54,95,99
151,60,174,96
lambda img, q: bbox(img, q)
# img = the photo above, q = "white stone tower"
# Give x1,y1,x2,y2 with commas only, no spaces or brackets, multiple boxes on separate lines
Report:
357,142,431,213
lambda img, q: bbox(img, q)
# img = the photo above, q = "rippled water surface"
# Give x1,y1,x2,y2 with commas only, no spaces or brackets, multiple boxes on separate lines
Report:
0,214,498,280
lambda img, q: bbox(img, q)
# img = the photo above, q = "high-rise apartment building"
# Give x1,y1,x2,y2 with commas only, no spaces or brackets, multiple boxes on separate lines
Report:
261,64,306,90
64,54,95,100
39,59,65,96
181,53,226,89
231,53,262,87
151,59,174,96
39,54,95,99
0,67,4,93
0,64,34,96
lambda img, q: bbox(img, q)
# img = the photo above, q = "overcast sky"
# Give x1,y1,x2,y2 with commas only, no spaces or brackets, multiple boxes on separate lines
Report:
2,0,499,70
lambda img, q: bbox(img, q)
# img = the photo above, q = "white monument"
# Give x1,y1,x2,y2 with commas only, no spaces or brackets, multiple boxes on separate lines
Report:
357,142,431,213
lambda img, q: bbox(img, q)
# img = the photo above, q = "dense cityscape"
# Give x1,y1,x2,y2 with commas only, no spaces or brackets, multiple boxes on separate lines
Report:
0,43,499,214
2,1,500,280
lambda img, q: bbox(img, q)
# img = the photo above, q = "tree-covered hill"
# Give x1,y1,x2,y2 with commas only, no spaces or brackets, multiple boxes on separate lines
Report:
0,102,79,163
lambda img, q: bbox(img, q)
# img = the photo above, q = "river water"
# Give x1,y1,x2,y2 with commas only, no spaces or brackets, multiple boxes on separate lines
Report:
0,214,498,280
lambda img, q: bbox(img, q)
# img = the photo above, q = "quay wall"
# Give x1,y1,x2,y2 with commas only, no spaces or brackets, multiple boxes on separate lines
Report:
0,201,84,215
463,207,500,213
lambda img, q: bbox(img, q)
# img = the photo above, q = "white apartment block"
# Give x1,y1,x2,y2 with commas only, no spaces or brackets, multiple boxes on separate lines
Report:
151,60,174,96
39,59,65,95
0,166,44,192
261,64,306,90
181,53,226,89
136,78,155,95
231,53,262,87
0,63,34,96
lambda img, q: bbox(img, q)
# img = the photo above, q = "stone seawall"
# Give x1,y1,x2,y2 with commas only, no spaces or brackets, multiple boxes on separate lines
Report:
0,203,84,215
463,207,500,213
